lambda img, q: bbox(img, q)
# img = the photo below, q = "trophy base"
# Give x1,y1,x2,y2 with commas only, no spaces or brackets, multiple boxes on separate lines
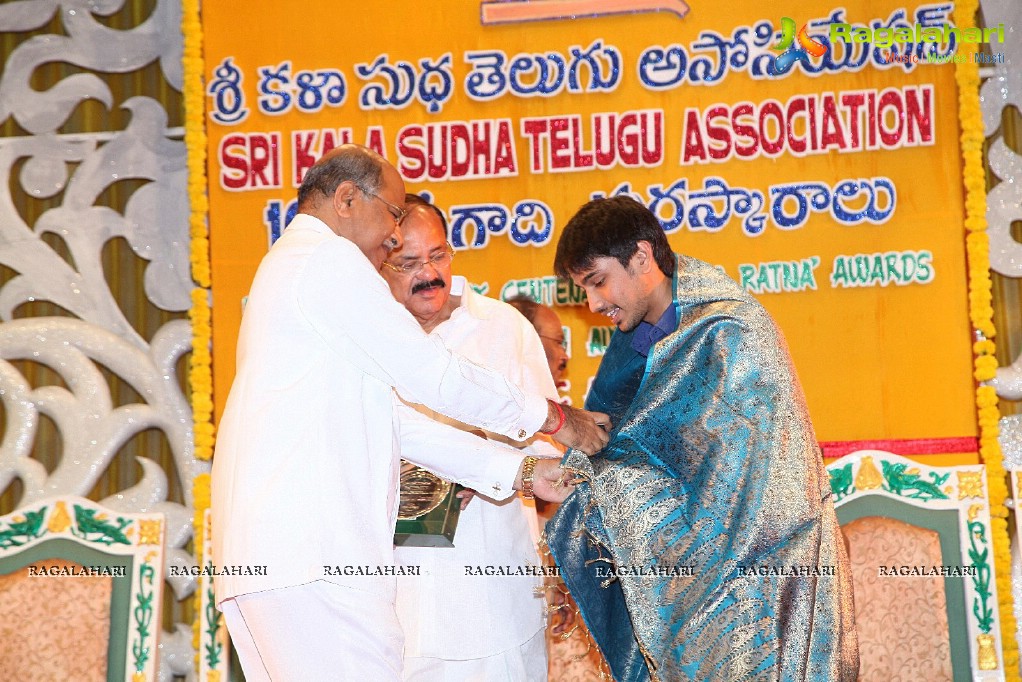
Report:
394,464,464,548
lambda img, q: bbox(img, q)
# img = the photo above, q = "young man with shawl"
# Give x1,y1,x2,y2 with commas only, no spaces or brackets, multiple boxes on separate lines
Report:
546,196,859,681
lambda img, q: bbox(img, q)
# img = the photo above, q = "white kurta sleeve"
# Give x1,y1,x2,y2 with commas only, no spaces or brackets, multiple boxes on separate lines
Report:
294,237,548,440
395,399,522,501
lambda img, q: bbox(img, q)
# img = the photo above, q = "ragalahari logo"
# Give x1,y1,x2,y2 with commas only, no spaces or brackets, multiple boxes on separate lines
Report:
772,17,827,74
829,21,1007,65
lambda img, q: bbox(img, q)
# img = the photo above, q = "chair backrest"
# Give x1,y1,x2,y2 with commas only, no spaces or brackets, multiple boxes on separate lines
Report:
0,496,165,682
828,450,1004,681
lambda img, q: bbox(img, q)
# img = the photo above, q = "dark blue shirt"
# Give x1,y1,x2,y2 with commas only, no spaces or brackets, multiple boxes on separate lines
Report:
630,303,678,358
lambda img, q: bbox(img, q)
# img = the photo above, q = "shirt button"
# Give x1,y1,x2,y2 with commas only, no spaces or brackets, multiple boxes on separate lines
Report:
517,428,527,439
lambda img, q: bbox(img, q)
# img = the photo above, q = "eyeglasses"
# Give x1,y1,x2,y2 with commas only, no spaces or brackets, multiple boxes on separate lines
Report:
362,188,408,225
539,334,568,350
382,247,455,276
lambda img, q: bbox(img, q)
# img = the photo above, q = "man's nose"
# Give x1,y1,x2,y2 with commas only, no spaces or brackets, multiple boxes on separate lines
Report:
420,259,443,277
587,293,602,314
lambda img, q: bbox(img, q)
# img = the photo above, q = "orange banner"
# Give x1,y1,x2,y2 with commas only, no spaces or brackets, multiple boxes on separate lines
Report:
203,0,978,443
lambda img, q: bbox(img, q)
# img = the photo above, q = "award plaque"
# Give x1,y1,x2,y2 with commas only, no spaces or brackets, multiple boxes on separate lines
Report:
393,462,463,548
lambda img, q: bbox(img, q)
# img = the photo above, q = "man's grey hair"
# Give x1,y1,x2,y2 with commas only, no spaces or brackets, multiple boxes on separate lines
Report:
297,145,383,209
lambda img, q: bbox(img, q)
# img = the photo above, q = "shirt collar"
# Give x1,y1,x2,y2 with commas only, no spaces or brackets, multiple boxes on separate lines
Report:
450,275,495,320
630,303,678,358
286,212,334,236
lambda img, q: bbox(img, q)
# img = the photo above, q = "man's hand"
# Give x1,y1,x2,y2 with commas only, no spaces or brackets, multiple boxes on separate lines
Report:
543,401,611,455
512,457,576,503
548,585,577,635
455,489,476,510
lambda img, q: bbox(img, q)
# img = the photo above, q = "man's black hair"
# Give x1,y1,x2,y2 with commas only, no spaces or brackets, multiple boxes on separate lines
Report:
553,196,674,278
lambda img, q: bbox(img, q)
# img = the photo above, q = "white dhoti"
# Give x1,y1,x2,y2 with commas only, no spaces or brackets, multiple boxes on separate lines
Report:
402,627,547,682
222,580,404,681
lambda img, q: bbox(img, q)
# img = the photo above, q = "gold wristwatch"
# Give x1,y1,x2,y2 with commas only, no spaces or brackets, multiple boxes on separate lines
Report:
521,456,538,499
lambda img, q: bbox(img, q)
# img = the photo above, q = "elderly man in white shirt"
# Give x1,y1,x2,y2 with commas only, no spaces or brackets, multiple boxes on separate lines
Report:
211,145,610,681
385,195,559,681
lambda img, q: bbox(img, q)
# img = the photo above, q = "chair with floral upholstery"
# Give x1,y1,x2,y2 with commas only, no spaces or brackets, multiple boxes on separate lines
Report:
0,495,164,682
828,450,1004,681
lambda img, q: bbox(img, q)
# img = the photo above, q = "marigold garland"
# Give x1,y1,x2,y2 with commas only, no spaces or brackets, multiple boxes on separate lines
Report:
955,0,1019,674
182,0,214,671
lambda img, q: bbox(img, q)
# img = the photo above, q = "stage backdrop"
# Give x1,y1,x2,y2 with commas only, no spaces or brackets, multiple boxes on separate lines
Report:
202,0,980,451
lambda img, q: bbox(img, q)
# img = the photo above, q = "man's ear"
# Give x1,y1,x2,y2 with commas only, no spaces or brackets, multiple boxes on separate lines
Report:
333,180,358,217
634,241,655,274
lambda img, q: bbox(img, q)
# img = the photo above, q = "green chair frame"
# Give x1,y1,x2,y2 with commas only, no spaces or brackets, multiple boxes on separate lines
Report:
828,450,1004,681
0,495,165,682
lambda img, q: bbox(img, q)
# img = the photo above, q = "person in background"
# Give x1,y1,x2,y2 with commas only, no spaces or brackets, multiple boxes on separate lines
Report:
505,296,568,392
507,295,612,681
211,145,610,681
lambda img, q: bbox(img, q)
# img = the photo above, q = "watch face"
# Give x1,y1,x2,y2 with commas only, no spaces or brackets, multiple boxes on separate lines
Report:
397,465,452,520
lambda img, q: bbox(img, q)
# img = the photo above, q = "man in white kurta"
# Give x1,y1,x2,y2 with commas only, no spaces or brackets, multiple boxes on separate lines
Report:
384,196,559,680
210,146,609,681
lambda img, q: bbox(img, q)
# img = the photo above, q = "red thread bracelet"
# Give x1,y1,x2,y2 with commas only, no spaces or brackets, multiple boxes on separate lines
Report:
542,400,566,435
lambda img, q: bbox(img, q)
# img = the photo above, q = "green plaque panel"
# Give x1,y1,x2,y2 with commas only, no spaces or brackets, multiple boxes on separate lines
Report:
394,463,463,548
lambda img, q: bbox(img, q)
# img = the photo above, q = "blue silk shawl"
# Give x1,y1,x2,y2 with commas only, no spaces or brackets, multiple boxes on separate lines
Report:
547,255,858,681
